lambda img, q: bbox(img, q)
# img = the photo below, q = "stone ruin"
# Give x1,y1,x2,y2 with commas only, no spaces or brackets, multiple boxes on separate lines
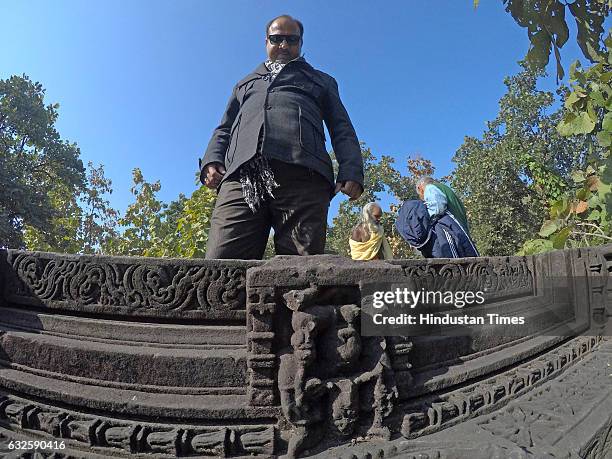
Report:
0,245,610,458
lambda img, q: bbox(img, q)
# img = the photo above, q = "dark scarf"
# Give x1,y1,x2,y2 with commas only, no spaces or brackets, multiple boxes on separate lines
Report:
239,155,279,212
238,59,289,213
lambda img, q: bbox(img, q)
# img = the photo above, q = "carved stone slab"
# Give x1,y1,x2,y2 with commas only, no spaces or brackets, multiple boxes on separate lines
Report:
0,250,262,321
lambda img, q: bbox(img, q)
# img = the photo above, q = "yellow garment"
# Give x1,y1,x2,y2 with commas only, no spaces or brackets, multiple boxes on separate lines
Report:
349,231,394,260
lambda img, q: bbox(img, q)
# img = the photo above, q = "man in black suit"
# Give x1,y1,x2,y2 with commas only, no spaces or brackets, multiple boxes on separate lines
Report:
200,15,363,259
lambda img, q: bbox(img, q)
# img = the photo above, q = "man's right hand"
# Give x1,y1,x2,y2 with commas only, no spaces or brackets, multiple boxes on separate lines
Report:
203,162,226,189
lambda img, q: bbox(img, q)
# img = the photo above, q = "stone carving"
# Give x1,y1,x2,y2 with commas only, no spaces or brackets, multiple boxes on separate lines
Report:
276,286,406,457
238,426,275,455
64,416,100,444
399,257,534,300
0,389,276,457
99,422,138,451
585,247,611,329
585,420,612,459
32,409,66,437
246,285,277,406
480,405,565,449
1,250,253,319
140,427,180,454
278,307,330,457
353,336,399,440
400,336,602,439
321,304,362,375
328,378,359,438
0,246,610,457
3,401,31,427
188,428,228,456
476,345,612,457
324,340,612,459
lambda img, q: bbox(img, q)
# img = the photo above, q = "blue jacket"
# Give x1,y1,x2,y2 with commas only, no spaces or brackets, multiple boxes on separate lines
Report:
395,200,479,258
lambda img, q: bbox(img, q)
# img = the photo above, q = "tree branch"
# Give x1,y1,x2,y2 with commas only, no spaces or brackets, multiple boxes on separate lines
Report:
573,231,612,242
18,136,28,155
576,221,607,236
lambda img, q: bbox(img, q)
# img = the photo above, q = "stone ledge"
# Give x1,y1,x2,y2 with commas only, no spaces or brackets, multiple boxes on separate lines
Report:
0,368,280,422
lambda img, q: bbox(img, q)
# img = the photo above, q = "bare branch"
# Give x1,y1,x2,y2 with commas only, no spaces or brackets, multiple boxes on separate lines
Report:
576,221,607,236
573,231,612,242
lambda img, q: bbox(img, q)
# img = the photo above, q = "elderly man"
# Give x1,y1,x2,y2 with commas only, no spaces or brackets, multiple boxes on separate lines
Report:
349,203,393,260
200,15,364,259
397,178,478,258
395,200,479,258
415,177,470,234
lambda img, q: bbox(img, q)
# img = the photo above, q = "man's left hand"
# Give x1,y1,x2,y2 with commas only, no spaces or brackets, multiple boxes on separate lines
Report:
335,181,363,200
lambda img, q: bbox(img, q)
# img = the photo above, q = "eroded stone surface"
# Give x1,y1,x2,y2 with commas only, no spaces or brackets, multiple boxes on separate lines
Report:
0,245,609,458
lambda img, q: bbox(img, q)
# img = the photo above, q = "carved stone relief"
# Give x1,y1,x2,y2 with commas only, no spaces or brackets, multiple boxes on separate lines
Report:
0,250,255,319
0,246,609,457
273,284,409,458
397,257,534,301
0,391,276,457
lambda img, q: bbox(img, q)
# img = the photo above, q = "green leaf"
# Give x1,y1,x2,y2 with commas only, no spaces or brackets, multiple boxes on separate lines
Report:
576,111,597,133
586,101,598,122
602,112,612,132
564,90,583,108
597,130,612,147
605,32,612,50
569,60,581,79
588,194,602,208
550,199,564,219
557,114,577,136
548,2,569,49
587,209,601,221
598,183,611,202
576,187,589,200
518,238,554,255
571,170,586,183
527,30,552,69
590,88,606,107
558,111,597,135
552,226,571,249
539,220,559,237
560,198,571,218
554,43,564,82
602,163,612,184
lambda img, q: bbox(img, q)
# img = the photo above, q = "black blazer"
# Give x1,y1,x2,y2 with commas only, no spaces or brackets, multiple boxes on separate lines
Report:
200,58,363,188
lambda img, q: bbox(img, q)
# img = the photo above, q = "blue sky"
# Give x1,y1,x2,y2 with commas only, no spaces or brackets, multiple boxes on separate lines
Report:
0,1,595,221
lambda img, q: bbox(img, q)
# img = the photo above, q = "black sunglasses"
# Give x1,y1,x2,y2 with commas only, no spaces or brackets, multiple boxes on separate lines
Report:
268,34,301,45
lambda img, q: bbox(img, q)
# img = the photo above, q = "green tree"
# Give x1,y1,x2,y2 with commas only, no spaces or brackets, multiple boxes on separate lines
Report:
495,0,610,81
519,33,612,253
452,64,596,256
22,181,83,253
104,168,165,256
104,168,217,258
490,0,611,253
23,161,120,255
146,186,217,258
80,162,120,254
0,75,85,248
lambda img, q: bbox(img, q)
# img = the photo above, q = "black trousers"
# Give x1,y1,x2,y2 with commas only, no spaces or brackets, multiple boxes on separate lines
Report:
205,160,333,260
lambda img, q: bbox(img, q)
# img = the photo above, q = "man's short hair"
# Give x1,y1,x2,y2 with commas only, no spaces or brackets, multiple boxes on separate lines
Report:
266,15,304,38
415,176,435,191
